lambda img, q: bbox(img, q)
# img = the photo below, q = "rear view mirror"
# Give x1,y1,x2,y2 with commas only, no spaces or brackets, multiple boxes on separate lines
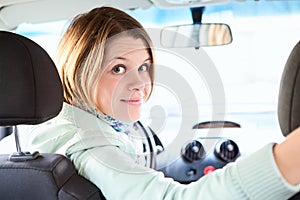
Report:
160,23,232,48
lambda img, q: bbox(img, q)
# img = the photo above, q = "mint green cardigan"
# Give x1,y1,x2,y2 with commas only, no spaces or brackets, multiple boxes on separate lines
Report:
26,103,300,199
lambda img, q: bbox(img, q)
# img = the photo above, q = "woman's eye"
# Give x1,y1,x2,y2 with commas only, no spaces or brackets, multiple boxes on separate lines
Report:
139,64,150,72
112,65,126,74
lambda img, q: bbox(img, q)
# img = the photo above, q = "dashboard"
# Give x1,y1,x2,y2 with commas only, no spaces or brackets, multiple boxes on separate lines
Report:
153,112,285,183
155,120,241,183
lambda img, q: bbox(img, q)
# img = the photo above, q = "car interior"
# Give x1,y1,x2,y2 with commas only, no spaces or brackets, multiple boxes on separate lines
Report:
1,30,299,200
0,0,299,199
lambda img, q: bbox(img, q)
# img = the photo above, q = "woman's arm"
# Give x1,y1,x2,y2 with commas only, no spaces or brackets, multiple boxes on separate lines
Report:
70,142,300,199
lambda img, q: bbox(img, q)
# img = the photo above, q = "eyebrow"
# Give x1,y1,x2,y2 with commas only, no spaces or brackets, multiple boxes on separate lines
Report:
113,56,151,62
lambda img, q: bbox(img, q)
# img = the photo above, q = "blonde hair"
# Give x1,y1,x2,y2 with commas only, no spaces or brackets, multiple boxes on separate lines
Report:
56,6,154,109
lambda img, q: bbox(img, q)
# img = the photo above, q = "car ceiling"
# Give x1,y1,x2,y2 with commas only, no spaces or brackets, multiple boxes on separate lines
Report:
0,0,235,30
0,0,295,30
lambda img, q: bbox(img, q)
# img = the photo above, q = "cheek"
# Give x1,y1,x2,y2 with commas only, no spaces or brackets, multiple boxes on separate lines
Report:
94,78,119,114
144,76,152,99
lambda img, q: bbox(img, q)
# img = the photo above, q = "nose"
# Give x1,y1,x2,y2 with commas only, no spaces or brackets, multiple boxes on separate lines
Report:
127,70,147,91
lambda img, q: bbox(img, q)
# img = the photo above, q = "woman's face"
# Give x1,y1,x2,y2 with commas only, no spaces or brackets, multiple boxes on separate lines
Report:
94,36,152,122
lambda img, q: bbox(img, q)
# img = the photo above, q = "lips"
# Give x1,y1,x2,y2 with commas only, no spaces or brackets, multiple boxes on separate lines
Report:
120,91,145,105
121,98,143,105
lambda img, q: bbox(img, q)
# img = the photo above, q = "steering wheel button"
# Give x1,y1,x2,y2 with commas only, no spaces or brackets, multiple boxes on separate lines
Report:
203,166,215,175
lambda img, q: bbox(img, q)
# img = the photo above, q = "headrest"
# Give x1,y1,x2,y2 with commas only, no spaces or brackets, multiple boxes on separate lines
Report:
278,41,300,136
0,31,63,126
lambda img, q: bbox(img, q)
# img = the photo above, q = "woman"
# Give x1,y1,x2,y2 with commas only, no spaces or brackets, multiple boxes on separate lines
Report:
28,6,300,199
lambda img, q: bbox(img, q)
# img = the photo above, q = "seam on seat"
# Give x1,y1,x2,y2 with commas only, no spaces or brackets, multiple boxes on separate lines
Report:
13,36,38,120
60,173,101,200
288,42,300,132
51,155,76,187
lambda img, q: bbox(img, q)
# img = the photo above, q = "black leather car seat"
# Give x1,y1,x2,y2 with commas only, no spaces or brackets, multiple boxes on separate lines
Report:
0,31,104,200
277,41,300,200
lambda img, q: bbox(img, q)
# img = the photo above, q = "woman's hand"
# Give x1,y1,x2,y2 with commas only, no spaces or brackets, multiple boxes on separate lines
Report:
274,126,300,185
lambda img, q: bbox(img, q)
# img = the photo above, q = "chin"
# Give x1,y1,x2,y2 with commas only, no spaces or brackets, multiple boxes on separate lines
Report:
117,111,141,123
123,114,140,123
